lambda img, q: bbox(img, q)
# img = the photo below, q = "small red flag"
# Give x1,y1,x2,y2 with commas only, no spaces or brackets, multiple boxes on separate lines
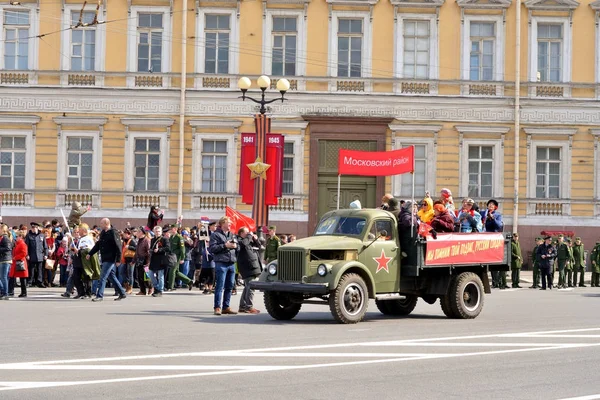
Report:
226,206,256,234
418,222,432,237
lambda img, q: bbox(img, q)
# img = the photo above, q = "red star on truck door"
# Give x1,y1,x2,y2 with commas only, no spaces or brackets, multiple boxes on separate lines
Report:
374,249,392,274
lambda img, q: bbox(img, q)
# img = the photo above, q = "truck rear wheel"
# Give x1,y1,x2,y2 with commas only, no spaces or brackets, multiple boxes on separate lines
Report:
376,296,418,316
449,272,484,319
329,273,369,324
264,291,302,320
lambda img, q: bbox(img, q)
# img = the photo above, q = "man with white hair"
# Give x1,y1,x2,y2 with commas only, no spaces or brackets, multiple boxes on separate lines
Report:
87,218,127,302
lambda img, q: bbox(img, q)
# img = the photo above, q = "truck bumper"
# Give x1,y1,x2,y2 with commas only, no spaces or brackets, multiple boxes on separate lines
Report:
249,281,329,295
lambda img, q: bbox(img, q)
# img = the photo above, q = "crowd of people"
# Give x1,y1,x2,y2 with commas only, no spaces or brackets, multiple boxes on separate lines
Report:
0,205,296,316
371,188,596,291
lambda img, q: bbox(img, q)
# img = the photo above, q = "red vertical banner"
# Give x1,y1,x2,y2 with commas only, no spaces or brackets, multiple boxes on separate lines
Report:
265,134,284,205
239,133,256,205
239,132,284,206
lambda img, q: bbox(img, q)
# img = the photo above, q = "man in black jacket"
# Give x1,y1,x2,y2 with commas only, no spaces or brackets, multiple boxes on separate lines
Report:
25,222,48,287
236,226,262,314
536,235,557,290
209,216,238,315
87,218,127,301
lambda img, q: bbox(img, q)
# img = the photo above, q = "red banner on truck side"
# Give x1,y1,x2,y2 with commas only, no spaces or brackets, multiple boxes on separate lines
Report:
424,233,505,266
338,146,414,176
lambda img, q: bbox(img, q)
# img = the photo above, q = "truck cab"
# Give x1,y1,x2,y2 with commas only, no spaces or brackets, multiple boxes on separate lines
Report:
250,208,511,324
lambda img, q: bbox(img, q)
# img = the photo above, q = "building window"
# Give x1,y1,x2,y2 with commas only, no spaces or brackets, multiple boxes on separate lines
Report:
535,147,560,199
137,13,162,72
70,11,96,71
134,138,160,191
272,16,296,76
403,20,429,79
67,137,93,190
0,136,26,189
400,144,426,197
337,19,362,78
4,10,29,70
204,14,229,74
468,145,493,198
470,22,494,81
283,142,294,194
201,140,227,193
537,24,562,83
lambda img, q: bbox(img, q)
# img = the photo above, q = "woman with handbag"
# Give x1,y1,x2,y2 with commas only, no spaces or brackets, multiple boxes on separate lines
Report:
9,230,27,298
0,224,13,299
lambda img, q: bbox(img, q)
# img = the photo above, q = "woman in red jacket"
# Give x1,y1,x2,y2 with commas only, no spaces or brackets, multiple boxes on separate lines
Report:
9,231,28,297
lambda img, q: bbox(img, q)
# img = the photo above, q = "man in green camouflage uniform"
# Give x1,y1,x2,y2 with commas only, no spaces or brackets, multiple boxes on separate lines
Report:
556,234,569,289
264,225,280,264
565,238,574,287
572,237,586,287
591,242,600,287
167,224,193,290
530,237,542,289
511,233,523,288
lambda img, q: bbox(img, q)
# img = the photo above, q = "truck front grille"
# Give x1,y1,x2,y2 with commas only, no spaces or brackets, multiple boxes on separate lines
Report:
277,249,304,282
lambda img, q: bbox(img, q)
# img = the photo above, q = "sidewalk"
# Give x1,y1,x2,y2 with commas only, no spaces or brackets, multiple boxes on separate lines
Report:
506,270,592,285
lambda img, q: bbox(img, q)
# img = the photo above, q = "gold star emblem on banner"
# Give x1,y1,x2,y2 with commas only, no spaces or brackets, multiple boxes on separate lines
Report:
247,156,271,180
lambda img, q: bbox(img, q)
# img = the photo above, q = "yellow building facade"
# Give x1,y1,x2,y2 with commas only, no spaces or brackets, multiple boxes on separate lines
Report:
0,0,599,248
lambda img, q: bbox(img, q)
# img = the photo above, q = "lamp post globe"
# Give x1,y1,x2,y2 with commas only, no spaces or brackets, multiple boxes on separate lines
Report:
257,75,271,90
276,78,290,93
238,76,252,90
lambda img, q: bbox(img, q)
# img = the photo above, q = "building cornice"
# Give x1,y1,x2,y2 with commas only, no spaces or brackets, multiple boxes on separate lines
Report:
388,123,442,133
120,117,175,128
391,0,444,8
457,0,511,9
590,129,600,137
455,125,511,134
523,127,578,136
271,119,309,131
524,0,579,10
0,114,41,125
189,119,243,129
53,116,108,126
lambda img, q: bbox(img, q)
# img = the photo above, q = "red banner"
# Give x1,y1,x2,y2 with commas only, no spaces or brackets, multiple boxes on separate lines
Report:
424,232,505,266
226,206,256,234
338,146,414,176
239,133,284,205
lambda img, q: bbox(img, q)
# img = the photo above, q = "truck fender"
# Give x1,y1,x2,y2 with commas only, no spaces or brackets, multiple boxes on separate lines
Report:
331,262,376,299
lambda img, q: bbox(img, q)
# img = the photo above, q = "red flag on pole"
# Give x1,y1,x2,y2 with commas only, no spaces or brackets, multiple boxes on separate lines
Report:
226,206,256,234
418,222,432,237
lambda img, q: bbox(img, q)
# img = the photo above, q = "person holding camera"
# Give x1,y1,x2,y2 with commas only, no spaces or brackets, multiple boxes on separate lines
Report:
209,216,238,316
236,226,262,314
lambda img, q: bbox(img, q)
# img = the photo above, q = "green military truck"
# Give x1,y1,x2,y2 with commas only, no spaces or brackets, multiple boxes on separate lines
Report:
250,208,511,324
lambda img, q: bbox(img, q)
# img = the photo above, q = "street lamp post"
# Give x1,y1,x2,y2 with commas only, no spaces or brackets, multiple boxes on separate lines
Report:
237,75,290,238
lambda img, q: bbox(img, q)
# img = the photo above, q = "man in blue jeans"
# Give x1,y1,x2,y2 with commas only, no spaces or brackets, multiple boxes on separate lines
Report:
209,216,238,315
87,218,127,302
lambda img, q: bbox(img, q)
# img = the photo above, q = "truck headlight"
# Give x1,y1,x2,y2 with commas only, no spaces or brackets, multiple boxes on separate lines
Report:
268,264,277,275
317,264,328,277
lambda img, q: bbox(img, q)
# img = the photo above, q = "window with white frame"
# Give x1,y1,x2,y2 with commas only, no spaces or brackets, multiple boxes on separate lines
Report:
0,136,26,189
134,138,160,191
400,144,427,197
535,147,561,198
283,142,294,195
4,9,29,70
537,24,562,83
137,13,163,72
204,14,230,74
469,22,494,81
403,20,429,79
272,16,297,76
67,137,93,190
70,11,96,71
468,145,493,198
201,140,227,193
337,19,362,78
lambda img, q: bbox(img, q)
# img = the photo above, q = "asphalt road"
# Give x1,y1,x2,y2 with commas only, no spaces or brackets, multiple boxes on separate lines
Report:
2,285,600,400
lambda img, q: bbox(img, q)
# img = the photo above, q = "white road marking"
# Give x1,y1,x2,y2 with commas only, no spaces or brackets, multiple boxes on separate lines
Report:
1,327,600,391
558,395,600,400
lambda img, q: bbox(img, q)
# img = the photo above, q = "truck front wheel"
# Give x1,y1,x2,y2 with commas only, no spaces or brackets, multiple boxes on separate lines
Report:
376,296,418,316
264,291,302,320
329,273,369,324
449,272,484,319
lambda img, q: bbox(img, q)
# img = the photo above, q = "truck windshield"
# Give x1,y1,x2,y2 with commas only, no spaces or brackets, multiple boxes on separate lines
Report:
315,216,367,237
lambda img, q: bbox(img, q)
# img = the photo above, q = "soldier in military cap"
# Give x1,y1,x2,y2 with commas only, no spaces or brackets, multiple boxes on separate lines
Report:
537,235,557,290
564,237,575,287
264,225,280,264
556,234,569,289
591,241,600,287
530,237,543,289
572,237,586,287
510,233,523,288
